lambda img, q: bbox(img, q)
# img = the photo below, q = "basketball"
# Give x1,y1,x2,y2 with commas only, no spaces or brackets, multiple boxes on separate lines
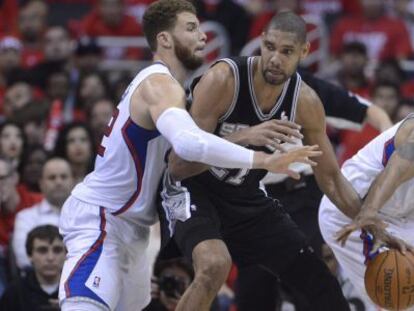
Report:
364,250,414,310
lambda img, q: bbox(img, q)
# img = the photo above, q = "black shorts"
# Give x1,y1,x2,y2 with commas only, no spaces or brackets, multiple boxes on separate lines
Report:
158,180,308,274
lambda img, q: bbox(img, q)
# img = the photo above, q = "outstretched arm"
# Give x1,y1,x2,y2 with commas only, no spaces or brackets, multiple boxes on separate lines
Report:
296,82,362,218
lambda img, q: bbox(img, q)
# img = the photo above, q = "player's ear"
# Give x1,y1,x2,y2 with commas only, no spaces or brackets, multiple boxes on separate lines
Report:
157,31,173,49
300,41,310,60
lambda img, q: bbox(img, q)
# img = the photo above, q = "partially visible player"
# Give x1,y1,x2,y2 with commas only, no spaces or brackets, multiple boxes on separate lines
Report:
58,1,320,311
319,114,414,308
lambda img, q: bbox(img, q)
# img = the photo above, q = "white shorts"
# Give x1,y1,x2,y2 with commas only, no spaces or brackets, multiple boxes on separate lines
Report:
59,195,152,311
318,195,414,310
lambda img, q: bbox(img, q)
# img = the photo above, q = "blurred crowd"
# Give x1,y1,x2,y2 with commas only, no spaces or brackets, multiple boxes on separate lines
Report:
1,0,414,310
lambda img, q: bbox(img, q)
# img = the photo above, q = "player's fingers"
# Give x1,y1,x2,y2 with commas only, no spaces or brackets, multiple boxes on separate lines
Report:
370,240,383,255
273,133,296,144
270,126,303,139
302,158,318,166
269,119,301,130
284,169,300,180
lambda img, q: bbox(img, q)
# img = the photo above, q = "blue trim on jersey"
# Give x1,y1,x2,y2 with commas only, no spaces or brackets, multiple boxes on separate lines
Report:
382,137,395,167
113,119,160,215
65,207,108,308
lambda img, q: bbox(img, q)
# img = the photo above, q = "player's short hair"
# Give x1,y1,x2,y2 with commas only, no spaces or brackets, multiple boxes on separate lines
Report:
26,225,63,256
143,0,196,51
265,11,307,44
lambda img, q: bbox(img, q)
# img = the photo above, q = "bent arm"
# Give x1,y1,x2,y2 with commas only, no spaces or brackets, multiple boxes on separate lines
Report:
360,119,414,214
365,104,393,132
297,83,361,218
134,73,266,173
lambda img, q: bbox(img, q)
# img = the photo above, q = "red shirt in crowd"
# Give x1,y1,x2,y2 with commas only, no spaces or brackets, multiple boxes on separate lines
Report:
0,185,43,248
302,0,361,18
330,14,412,61
80,9,143,59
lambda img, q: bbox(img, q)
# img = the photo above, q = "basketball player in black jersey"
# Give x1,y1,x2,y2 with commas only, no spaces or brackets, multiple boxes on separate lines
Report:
158,11,401,311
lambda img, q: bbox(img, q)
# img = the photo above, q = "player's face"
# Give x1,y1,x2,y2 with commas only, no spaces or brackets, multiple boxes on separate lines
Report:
170,12,206,70
260,29,309,85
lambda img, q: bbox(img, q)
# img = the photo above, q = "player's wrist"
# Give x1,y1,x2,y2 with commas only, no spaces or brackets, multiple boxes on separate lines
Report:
252,151,267,169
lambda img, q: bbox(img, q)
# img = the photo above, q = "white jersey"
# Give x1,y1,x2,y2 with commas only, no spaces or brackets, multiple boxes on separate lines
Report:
72,63,171,226
341,114,414,221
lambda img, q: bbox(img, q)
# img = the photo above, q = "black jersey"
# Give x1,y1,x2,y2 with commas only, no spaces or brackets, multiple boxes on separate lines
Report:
185,56,302,198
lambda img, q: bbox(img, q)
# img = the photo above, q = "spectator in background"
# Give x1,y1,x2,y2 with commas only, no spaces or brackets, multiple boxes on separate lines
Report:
75,71,111,119
195,0,251,54
87,98,115,149
144,257,194,311
393,0,414,47
80,0,144,60
0,225,65,311
0,156,43,296
330,0,412,63
335,41,370,97
13,158,74,269
18,145,49,193
125,0,156,24
394,98,414,123
74,37,103,75
337,82,400,164
10,100,49,148
54,122,95,184
0,37,22,118
17,0,48,68
3,82,33,120
0,121,25,168
374,58,414,98
0,0,19,37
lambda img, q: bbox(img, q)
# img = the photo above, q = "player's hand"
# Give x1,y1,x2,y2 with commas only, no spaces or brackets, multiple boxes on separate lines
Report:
336,211,413,255
261,145,322,179
234,119,303,150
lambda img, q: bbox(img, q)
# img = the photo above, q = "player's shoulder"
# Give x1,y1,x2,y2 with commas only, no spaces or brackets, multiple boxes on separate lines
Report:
297,80,323,109
395,114,414,144
198,61,235,90
136,73,185,103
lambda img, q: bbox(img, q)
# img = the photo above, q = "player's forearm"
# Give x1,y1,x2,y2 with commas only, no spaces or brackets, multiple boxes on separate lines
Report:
316,171,361,218
168,151,209,181
168,131,252,181
366,105,393,132
362,154,414,214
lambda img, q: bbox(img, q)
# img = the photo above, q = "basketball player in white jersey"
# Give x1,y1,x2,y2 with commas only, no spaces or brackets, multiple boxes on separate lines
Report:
319,114,414,309
58,1,323,311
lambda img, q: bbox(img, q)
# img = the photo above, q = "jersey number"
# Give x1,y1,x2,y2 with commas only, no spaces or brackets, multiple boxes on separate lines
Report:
209,167,250,185
97,108,120,157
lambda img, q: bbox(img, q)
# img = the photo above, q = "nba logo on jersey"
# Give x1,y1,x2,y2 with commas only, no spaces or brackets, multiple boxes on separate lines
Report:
93,276,101,288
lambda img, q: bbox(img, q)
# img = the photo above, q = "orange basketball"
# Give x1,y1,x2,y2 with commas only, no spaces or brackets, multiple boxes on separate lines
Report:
364,249,414,311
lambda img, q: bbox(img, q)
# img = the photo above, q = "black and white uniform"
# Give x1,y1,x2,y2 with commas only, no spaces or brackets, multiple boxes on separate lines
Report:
158,56,350,311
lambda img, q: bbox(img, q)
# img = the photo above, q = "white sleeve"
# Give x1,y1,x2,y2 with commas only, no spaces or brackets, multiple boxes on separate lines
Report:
156,107,254,168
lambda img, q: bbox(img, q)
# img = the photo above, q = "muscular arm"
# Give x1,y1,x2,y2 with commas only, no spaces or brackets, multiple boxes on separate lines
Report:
296,83,361,218
167,62,236,180
365,104,393,132
360,119,414,214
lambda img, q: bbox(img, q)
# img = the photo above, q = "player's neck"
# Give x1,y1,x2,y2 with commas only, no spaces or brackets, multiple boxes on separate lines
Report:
153,54,188,86
253,58,285,106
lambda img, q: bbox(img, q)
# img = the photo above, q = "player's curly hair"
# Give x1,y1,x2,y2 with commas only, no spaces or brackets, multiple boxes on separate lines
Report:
143,0,196,52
